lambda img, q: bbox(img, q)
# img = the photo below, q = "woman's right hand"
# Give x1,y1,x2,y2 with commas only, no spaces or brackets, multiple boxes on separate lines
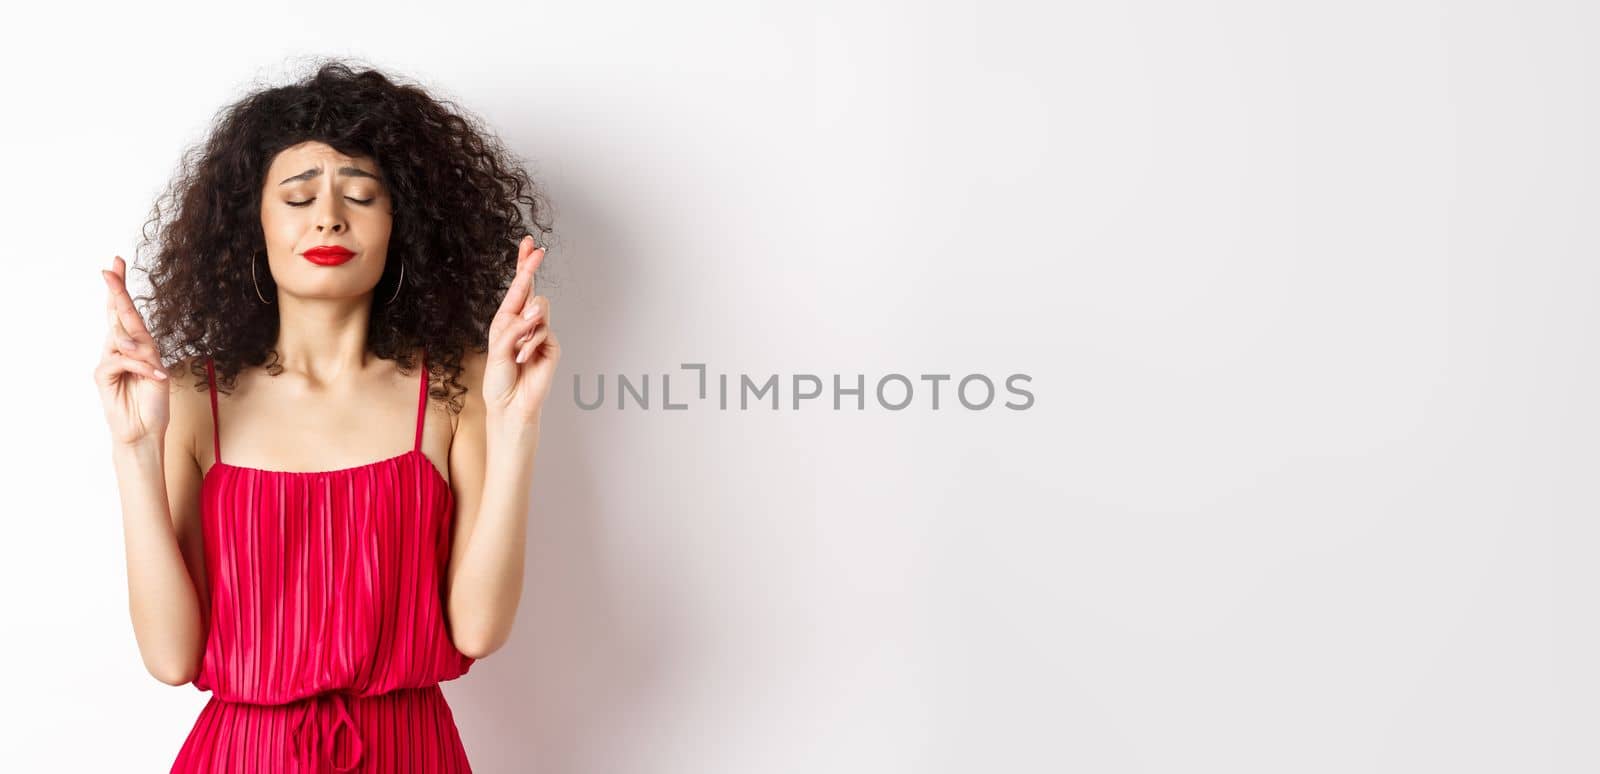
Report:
94,255,172,447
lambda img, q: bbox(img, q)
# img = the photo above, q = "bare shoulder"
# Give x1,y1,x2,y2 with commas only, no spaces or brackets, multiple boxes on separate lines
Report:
163,354,208,390
452,348,489,429
162,355,210,470
164,355,211,405
456,348,489,388
446,348,490,491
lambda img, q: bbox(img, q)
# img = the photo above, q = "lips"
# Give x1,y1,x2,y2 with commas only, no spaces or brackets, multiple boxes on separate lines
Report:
302,245,356,266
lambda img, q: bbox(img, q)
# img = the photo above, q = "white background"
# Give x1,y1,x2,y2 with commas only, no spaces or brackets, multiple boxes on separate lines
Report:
1,1,1593,771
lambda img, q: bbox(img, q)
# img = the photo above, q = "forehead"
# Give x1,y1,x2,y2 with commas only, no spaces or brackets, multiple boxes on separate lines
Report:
266,141,380,177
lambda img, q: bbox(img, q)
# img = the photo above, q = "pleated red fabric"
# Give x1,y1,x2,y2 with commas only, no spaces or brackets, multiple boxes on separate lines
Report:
173,351,476,773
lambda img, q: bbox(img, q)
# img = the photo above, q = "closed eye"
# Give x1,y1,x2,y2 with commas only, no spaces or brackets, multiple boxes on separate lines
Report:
287,197,376,207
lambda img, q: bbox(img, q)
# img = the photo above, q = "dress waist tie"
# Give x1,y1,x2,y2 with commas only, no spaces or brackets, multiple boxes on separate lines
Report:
289,691,365,772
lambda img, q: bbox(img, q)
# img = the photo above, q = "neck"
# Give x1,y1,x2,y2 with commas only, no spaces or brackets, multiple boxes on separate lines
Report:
271,291,376,385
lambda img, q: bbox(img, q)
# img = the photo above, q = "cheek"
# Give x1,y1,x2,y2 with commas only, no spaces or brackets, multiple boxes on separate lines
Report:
259,206,301,243
359,212,393,245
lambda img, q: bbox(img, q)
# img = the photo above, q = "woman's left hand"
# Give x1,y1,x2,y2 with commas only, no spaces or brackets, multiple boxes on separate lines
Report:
483,235,560,424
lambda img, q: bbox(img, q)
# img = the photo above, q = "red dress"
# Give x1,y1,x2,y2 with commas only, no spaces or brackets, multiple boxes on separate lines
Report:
173,353,476,772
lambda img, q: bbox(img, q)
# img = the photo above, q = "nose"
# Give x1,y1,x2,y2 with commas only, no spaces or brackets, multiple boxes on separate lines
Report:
313,196,347,234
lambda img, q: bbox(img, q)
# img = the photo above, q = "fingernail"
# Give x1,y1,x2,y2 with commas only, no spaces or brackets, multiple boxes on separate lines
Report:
523,301,540,319
154,369,168,380
515,350,527,363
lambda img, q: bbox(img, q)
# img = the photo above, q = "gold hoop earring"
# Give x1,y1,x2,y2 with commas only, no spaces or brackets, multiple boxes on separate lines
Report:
384,262,405,304
251,252,274,305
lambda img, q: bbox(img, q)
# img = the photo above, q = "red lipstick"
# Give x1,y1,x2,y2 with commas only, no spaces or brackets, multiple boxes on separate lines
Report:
302,245,356,266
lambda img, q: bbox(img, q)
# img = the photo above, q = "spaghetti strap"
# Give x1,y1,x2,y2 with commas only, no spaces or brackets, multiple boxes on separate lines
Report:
414,348,428,453
206,357,221,464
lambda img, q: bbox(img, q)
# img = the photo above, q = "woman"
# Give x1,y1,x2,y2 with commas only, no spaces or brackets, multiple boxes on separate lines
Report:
93,60,560,772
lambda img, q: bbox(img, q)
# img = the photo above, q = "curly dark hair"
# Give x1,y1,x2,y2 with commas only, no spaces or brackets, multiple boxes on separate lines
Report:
134,57,555,413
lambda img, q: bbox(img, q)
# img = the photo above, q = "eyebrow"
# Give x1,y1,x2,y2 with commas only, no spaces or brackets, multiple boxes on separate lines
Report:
278,165,383,185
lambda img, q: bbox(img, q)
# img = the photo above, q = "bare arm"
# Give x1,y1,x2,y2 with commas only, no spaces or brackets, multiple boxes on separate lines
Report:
445,237,558,659
97,255,207,686
113,423,206,686
445,350,542,659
